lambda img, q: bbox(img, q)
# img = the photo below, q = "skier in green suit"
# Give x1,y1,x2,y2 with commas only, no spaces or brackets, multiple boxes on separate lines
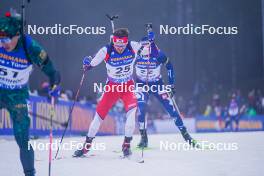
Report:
0,11,61,176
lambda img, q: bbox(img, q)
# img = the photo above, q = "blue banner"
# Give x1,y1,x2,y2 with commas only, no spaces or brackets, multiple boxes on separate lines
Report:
0,96,118,136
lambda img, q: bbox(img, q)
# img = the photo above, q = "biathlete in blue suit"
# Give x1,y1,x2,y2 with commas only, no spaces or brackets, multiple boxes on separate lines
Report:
135,35,197,148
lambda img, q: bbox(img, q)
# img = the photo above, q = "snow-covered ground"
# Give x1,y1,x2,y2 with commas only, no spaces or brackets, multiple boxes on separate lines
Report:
1,132,263,176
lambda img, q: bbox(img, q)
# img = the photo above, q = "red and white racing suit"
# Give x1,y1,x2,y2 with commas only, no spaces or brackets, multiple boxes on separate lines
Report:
87,41,141,138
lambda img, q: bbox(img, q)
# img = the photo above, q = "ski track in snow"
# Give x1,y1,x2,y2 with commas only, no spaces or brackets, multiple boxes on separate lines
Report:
1,132,263,176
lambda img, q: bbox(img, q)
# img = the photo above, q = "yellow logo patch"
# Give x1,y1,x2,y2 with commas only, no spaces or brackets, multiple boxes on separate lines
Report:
39,50,47,60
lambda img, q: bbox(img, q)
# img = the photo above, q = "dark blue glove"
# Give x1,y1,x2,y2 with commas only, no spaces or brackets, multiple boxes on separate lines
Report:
49,85,61,97
83,56,93,71
148,31,155,42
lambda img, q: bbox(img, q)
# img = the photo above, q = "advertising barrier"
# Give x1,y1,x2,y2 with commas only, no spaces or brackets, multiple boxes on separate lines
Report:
1,96,264,136
196,115,264,132
0,96,117,136
153,118,196,133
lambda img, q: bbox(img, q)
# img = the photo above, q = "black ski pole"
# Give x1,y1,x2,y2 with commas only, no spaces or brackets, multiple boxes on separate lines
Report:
54,69,87,159
106,14,118,42
106,14,119,33
139,23,153,164
21,0,30,34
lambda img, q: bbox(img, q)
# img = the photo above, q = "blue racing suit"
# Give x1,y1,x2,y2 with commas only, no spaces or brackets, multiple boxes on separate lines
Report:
135,42,185,132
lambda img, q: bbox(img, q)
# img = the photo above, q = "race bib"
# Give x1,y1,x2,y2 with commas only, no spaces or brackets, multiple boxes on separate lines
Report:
106,63,134,83
0,65,32,89
136,65,161,82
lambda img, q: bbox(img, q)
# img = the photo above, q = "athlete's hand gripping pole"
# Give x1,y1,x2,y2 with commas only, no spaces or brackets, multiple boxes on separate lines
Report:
83,56,93,71
145,23,155,42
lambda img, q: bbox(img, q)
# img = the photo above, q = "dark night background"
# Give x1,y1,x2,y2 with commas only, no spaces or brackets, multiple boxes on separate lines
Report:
1,0,263,109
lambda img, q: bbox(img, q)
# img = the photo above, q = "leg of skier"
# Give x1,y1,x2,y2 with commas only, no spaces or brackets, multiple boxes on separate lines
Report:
4,92,35,176
153,91,197,146
73,80,137,157
122,107,137,156
120,83,137,157
235,115,240,131
225,116,231,130
73,90,119,157
136,91,149,148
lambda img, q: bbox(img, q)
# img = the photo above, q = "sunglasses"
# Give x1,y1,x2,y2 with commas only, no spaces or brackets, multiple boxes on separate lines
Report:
113,36,128,44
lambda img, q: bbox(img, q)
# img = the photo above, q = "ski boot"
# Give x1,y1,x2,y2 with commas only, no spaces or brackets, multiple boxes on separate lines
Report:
73,136,94,157
24,170,35,176
137,129,148,148
180,127,199,148
122,137,132,157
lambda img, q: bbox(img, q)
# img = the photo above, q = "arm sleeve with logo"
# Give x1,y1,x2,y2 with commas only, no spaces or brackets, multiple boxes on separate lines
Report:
27,38,61,86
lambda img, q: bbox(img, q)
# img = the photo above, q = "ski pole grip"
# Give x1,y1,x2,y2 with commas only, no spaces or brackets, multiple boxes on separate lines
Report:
106,14,111,20
112,15,119,20
145,23,153,32
106,14,119,21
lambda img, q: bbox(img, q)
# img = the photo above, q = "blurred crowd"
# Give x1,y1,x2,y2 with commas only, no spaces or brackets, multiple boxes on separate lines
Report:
203,89,264,117
29,81,95,104
141,87,264,122
30,81,264,120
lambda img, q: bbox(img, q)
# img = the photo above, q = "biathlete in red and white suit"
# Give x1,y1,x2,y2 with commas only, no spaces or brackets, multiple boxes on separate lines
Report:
73,28,150,157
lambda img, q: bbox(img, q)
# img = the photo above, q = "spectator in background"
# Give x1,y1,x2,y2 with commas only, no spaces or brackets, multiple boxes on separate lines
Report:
247,89,257,116
79,96,88,105
65,90,73,100
255,89,263,114
177,96,187,115
38,81,50,97
261,96,264,114
203,104,212,116
225,93,240,131
186,100,197,117
57,90,69,101
212,93,224,130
